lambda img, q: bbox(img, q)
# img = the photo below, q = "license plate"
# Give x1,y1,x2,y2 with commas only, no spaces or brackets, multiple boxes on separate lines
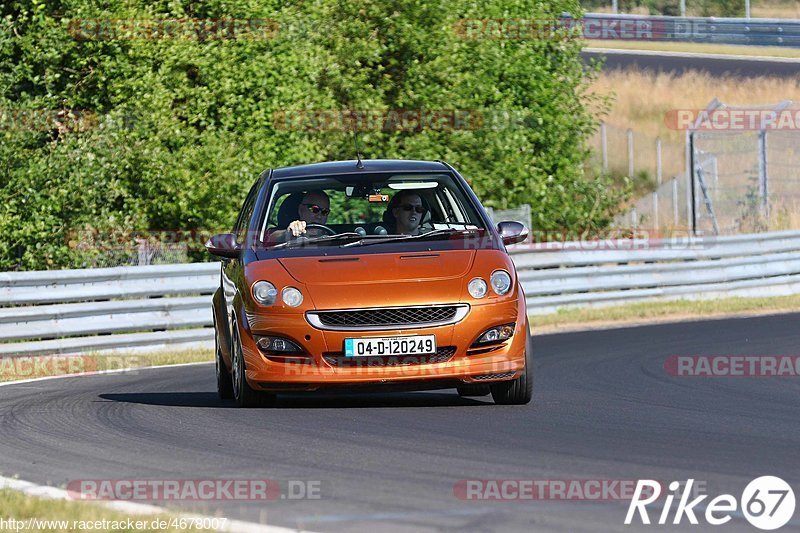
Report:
344,335,436,357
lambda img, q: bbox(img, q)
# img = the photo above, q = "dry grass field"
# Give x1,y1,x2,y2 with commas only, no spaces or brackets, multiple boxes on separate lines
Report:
586,68,800,229
589,69,800,142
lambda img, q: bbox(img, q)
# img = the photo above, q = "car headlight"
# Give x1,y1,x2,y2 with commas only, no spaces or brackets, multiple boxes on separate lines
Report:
252,281,278,306
282,287,303,307
490,270,512,296
468,277,488,299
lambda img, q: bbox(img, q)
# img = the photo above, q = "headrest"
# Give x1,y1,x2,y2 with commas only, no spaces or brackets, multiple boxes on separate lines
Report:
276,192,305,229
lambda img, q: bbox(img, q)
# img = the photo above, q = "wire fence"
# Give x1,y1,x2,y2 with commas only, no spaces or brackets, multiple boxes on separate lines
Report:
72,240,190,269
612,100,800,236
588,123,689,231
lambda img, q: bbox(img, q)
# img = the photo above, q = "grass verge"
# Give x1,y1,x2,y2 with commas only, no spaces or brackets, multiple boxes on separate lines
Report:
586,40,800,58
0,348,213,383
530,294,800,333
0,488,215,533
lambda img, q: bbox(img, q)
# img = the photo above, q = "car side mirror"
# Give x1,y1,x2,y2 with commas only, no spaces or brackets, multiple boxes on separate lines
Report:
205,233,241,259
497,221,529,245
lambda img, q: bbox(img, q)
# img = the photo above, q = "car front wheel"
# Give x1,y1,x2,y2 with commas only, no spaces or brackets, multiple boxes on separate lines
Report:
490,322,533,405
231,320,277,408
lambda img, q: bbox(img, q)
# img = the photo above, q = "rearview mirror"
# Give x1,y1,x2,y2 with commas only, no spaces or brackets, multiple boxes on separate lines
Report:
205,233,241,259
497,221,529,245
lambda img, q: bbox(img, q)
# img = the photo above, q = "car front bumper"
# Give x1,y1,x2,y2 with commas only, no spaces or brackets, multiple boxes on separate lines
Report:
238,298,528,391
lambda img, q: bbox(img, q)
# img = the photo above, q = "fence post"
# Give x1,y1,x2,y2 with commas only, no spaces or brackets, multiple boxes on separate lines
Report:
672,176,679,228
653,138,662,231
686,130,696,234
745,0,751,18
627,128,634,177
758,129,769,225
137,239,150,266
601,122,608,171
612,0,618,14
680,0,686,16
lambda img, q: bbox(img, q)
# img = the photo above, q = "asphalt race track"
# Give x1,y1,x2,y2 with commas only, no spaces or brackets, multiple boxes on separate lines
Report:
2,313,800,532
582,48,800,78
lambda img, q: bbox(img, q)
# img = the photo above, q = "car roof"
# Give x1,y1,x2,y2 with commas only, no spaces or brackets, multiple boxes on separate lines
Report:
270,159,450,179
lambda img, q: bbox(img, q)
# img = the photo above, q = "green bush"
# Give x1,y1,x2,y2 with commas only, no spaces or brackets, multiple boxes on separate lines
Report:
1,0,628,270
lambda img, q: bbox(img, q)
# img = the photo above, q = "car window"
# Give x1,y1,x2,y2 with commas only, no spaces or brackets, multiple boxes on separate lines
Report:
256,173,486,247
233,181,259,244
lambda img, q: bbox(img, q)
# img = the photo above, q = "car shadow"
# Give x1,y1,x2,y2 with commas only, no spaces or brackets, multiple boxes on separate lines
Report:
97,391,493,409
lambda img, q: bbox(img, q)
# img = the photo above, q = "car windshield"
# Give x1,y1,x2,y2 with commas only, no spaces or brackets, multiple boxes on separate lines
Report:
255,173,487,249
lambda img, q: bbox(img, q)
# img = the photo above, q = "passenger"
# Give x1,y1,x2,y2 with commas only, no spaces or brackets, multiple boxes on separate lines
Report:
390,191,426,235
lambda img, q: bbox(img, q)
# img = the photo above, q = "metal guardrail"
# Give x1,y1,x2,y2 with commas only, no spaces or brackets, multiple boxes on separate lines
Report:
580,13,800,47
0,263,219,356
2,230,800,355
511,230,800,314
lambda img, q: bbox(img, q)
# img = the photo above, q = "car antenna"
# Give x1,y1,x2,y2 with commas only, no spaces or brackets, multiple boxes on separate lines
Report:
351,112,364,169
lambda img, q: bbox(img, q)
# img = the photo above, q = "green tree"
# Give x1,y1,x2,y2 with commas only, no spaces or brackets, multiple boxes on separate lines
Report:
1,0,627,270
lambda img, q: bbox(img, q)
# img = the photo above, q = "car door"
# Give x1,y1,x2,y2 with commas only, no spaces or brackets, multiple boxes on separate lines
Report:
222,179,261,337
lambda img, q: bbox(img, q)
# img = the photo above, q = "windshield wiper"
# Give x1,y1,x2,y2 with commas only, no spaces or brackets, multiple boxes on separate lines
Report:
340,228,482,248
270,232,364,249
407,228,482,241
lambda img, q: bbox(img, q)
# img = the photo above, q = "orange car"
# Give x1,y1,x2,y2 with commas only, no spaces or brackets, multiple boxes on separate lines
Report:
206,159,532,407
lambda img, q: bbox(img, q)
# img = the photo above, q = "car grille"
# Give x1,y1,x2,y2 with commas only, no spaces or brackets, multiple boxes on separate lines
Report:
307,305,469,331
472,372,516,381
323,346,457,367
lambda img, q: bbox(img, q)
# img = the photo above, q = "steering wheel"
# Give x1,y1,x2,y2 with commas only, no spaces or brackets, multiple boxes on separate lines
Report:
304,223,337,236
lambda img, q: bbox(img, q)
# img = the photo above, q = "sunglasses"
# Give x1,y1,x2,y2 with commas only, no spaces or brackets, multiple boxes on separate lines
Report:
399,204,426,214
302,203,330,216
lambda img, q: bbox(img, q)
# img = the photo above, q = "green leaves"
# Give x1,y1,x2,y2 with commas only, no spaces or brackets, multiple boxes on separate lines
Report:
1,0,627,270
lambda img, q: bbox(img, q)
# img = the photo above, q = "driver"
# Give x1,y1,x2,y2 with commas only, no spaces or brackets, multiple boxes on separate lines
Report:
269,191,331,243
288,191,331,237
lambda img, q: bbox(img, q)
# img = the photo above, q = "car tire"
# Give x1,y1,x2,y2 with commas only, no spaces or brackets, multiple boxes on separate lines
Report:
215,329,234,400
456,385,490,397
231,320,277,408
490,322,533,405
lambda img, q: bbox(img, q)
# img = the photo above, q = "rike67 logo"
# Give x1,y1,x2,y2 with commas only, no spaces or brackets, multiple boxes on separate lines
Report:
626,477,795,530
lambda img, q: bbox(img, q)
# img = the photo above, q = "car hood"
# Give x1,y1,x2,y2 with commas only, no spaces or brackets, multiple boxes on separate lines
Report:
278,250,476,309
